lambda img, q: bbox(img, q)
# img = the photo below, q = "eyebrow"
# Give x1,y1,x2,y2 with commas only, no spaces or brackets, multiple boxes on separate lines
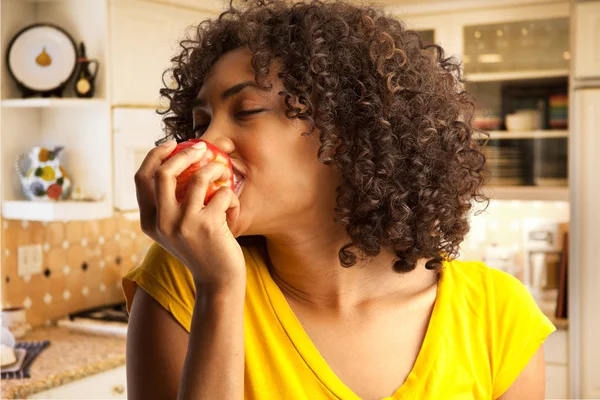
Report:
191,81,260,109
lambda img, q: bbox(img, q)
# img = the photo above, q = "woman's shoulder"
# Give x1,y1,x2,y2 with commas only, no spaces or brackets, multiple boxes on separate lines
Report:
441,258,532,303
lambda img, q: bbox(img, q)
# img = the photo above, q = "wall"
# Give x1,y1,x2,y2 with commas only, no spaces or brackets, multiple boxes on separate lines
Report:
0,199,569,329
460,199,570,279
1,213,152,328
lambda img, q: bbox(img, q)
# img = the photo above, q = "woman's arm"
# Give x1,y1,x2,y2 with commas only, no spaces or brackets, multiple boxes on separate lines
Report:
177,281,246,400
497,346,546,400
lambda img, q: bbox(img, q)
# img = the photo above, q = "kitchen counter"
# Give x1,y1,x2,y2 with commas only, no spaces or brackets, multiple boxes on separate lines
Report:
1,324,126,400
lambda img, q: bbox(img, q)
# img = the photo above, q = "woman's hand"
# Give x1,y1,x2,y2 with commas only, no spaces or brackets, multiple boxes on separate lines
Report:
134,139,246,288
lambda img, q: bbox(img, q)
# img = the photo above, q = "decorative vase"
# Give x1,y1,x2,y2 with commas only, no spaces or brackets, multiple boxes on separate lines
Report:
15,146,72,201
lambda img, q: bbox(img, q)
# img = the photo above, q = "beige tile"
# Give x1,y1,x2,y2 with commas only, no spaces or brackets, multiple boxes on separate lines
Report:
117,235,133,255
29,222,45,244
84,220,101,240
65,221,85,243
102,240,119,264
100,218,117,238
66,265,86,310
66,245,86,270
24,273,46,301
46,247,67,270
45,222,65,246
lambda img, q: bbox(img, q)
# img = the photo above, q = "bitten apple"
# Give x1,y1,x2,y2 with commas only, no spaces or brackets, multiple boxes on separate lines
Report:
161,139,234,204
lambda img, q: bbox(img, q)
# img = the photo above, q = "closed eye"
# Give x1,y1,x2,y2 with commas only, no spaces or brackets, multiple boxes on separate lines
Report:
192,109,265,134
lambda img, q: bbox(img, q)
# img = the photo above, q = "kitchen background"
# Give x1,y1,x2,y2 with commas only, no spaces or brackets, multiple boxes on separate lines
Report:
0,0,598,399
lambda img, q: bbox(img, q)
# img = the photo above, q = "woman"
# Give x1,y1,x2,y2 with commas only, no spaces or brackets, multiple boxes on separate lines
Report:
122,0,555,399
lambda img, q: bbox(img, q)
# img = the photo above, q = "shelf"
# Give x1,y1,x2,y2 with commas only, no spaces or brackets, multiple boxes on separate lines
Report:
464,69,569,82
475,130,569,140
1,98,108,108
483,186,569,201
2,201,113,221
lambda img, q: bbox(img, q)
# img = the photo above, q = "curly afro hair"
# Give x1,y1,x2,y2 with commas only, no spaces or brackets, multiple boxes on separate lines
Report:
157,0,488,273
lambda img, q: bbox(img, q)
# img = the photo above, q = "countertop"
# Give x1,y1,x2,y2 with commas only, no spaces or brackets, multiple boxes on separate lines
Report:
1,324,126,400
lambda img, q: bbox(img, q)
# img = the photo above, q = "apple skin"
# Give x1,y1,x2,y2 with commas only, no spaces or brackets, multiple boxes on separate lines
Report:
161,139,234,204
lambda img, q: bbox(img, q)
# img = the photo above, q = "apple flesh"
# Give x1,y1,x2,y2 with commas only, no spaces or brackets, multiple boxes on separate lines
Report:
161,139,234,204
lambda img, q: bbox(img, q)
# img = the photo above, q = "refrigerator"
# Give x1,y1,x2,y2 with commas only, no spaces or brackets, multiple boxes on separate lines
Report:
568,1,600,398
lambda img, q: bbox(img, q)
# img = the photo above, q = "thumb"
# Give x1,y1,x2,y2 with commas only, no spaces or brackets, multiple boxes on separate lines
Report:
205,186,240,227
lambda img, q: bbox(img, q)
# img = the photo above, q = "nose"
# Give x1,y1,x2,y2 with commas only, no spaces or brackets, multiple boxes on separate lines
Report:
200,126,235,155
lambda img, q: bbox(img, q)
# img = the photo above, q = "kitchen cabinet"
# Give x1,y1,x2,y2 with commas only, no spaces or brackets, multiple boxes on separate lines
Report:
27,365,126,399
573,1,600,80
394,2,570,202
110,0,218,107
0,0,219,221
0,0,113,221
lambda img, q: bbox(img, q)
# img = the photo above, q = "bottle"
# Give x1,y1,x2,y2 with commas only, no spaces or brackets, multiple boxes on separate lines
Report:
74,42,99,98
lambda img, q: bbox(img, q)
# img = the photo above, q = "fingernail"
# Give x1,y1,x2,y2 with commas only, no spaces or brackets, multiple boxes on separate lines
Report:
192,141,207,150
161,139,176,147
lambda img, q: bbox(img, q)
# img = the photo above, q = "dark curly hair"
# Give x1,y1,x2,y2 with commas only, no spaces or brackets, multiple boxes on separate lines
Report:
157,0,489,273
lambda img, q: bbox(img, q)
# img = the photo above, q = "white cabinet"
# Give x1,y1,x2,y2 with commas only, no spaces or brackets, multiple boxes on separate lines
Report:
0,0,113,221
112,108,165,211
28,365,127,399
574,1,600,79
110,0,218,107
544,330,569,399
546,364,569,399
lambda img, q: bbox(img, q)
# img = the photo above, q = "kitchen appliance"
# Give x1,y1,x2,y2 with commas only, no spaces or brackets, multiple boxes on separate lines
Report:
522,219,568,303
56,302,128,337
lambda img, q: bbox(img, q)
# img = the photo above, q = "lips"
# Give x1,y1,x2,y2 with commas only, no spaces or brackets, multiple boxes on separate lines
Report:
231,164,245,197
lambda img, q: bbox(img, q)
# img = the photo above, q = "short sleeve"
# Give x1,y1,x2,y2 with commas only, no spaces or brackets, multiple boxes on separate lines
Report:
122,242,196,333
490,268,556,399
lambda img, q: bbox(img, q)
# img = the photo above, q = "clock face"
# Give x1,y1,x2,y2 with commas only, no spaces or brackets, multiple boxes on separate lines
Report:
7,24,77,93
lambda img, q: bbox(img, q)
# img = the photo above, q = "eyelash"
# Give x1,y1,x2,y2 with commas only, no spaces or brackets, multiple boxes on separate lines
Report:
193,109,264,133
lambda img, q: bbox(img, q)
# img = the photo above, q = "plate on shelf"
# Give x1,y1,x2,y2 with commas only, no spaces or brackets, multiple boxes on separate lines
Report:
7,23,77,97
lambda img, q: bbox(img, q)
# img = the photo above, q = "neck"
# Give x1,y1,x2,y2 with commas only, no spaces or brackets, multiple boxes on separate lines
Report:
260,223,437,313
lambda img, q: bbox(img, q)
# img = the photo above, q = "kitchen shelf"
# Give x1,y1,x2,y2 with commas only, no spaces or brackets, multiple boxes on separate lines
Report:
1,200,112,221
464,69,569,82
475,130,569,140
483,186,568,201
0,98,108,108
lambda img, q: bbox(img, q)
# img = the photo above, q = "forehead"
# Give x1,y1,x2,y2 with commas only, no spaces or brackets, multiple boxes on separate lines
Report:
202,47,255,85
197,47,283,98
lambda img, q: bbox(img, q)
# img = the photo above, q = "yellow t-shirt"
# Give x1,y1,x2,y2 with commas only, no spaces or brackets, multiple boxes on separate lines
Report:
122,243,556,399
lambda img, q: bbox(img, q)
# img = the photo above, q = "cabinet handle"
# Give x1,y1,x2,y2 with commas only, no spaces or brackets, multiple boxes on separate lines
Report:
112,384,125,395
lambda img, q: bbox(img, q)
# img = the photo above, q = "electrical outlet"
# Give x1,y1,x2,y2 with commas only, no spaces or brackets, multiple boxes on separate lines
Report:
17,245,43,277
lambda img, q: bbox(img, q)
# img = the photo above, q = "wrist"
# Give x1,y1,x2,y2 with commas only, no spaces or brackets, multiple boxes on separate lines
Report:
194,276,246,298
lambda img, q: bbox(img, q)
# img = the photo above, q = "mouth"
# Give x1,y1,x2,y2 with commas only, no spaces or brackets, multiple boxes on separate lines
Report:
231,165,245,197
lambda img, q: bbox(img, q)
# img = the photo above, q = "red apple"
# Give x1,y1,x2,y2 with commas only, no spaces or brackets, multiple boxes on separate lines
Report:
161,139,234,204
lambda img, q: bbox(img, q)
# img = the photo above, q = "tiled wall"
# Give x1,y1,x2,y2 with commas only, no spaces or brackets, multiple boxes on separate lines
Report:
1,213,152,328
459,199,570,277
1,199,569,328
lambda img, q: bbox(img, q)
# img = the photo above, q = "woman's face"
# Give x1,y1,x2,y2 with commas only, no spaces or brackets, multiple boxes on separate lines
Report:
192,47,341,238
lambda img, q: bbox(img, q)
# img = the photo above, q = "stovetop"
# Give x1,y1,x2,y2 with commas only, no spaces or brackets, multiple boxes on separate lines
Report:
68,301,128,323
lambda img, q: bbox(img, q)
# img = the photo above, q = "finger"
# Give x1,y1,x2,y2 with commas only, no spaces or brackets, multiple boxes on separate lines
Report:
182,161,232,214
155,140,208,212
134,140,177,231
204,186,241,230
